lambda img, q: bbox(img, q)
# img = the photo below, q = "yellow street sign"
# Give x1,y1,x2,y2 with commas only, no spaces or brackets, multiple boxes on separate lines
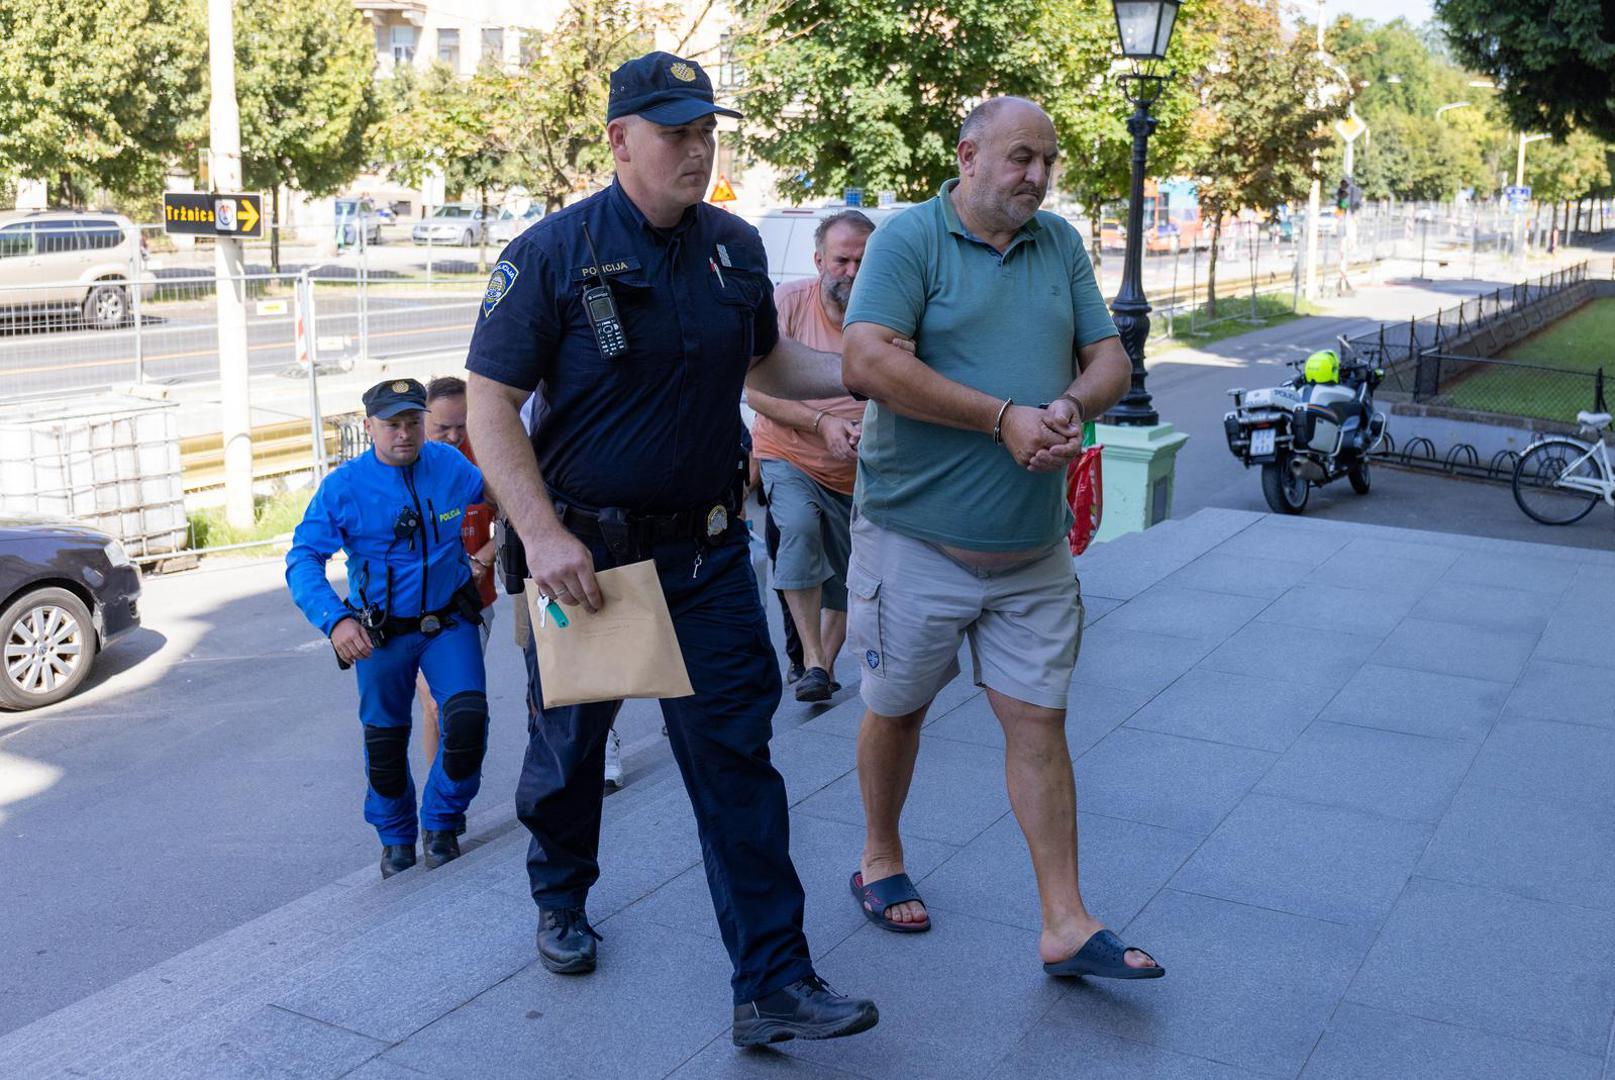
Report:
710,174,737,203
162,192,266,239
1335,115,1367,142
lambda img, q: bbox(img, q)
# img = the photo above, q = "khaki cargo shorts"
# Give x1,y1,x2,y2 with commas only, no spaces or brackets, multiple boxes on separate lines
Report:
846,513,1085,717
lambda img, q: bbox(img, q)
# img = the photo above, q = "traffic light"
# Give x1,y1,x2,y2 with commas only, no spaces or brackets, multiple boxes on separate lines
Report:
1335,178,1350,213
1348,179,1364,213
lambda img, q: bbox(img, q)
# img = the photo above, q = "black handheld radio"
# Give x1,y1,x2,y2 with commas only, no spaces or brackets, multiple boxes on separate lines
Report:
580,223,628,360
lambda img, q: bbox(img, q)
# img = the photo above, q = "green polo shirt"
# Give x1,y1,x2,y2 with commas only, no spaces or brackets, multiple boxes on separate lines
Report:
843,179,1118,551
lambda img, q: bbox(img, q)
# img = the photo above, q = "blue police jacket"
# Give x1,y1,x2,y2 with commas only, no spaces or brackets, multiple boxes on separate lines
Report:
465,177,778,514
286,441,485,636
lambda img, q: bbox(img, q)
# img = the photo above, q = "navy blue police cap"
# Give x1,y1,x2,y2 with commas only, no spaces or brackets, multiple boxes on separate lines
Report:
606,51,743,126
362,378,427,419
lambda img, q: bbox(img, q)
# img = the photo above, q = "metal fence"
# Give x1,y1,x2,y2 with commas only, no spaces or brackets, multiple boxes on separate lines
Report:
1337,261,1597,372
0,268,483,402
1390,353,1608,425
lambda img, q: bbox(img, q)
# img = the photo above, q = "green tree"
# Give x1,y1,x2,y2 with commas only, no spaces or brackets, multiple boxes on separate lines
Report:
372,64,508,271
728,0,1048,202
1035,0,1211,281
0,0,205,205
1436,0,1615,143
1183,0,1340,315
231,0,379,270
1326,16,1510,201
504,0,670,211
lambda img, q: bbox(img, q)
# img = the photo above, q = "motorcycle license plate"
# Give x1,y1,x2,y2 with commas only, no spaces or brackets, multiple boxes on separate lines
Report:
1250,428,1276,456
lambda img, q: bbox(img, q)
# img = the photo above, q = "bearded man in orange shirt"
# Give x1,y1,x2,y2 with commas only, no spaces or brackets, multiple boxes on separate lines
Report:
747,209,874,703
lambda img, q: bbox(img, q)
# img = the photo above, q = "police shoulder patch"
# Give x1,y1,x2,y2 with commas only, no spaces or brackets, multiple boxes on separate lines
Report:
482,260,520,317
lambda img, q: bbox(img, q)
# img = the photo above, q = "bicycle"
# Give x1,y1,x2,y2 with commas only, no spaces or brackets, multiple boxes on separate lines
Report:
1511,410,1615,525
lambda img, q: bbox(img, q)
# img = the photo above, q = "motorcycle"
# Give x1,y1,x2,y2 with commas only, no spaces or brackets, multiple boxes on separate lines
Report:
1223,349,1388,515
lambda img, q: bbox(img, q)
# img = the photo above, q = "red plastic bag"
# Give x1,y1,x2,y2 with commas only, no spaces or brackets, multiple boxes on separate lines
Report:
1066,445,1104,556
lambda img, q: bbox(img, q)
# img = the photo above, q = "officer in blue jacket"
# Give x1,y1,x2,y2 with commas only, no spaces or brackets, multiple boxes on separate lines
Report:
464,53,878,1045
286,378,490,879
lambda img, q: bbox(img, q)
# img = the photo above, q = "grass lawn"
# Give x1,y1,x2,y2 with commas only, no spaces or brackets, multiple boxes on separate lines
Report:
1151,293,1313,352
1442,298,1615,422
187,487,313,557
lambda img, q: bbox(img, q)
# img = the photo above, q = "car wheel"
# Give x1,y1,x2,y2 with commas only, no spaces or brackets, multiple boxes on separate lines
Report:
460,229,475,246
83,282,128,329
0,587,98,710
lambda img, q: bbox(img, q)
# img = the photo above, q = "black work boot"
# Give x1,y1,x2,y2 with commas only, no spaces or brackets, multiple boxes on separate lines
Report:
379,843,416,879
732,974,879,1046
422,830,461,869
536,907,601,974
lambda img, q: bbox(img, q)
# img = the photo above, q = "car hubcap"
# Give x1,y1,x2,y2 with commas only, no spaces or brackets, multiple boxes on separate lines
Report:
97,293,123,322
5,605,83,696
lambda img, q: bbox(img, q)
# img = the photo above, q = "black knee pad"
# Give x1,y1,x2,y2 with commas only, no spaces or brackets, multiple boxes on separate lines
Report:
363,725,410,799
440,690,489,781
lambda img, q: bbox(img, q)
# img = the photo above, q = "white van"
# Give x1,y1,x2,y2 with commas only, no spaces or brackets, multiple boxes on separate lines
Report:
747,204,909,285
0,210,151,329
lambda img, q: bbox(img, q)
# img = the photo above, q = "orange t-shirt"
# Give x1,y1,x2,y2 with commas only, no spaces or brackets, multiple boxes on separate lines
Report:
750,278,866,495
457,439,497,609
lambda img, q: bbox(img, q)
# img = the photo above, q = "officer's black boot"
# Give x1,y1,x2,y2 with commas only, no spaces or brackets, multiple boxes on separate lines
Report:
379,843,416,879
422,830,461,869
536,907,601,974
732,974,879,1046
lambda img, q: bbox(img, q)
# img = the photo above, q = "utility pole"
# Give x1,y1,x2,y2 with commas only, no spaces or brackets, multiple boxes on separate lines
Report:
209,0,254,529
1303,0,1325,302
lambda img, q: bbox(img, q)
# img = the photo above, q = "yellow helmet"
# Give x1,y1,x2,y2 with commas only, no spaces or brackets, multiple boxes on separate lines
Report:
1304,349,1340,384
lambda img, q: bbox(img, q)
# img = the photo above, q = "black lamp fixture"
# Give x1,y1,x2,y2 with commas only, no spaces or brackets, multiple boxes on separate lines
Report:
1111,0,1181,61
1103,0,1180,426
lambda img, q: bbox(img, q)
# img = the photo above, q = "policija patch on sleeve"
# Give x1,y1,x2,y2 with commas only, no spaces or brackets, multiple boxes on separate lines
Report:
482,260,520,317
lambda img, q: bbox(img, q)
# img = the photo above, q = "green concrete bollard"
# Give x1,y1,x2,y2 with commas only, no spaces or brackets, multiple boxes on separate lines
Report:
1093,422,1190,542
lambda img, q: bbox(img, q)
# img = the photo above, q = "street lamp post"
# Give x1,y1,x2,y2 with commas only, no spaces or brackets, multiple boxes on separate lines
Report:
1093,0,1191,540
1102,0,1181,426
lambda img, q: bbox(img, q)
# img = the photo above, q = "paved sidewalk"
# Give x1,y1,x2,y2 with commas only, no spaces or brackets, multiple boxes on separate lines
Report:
3,509,1614,1079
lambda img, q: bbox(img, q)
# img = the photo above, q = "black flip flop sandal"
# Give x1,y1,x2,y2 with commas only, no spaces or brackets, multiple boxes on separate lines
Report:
850,870,931,933
1043,928,1164,979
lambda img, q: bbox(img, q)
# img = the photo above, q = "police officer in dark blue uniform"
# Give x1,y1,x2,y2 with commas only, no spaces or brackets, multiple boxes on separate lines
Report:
287,379,491,879
464,52,878,1045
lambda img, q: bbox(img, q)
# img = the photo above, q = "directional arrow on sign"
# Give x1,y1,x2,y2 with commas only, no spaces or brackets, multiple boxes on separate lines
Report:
237,197,259,235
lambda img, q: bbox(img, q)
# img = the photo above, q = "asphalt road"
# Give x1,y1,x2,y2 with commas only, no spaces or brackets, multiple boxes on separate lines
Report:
0,292,480,400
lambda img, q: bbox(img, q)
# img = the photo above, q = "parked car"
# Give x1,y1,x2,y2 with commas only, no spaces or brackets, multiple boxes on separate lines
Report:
748,204,909,284
0,209,154,330
1098,219,1126,250
333,198,383,247
0,515,142,710
412,205,489,247
489,206,544,245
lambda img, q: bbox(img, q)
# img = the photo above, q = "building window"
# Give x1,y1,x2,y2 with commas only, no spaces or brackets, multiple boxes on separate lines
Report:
390,26,416,64
518,29,541,66
718,31,740,91
481,28,504,67
437,28,460,70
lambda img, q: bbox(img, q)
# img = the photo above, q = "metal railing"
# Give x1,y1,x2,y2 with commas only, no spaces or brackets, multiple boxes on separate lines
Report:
1385,352,1607,425
1337,261,1598,372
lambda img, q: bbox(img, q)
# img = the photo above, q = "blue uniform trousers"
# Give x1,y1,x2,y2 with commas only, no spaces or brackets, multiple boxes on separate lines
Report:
356,618,487,844
515,534,813,1004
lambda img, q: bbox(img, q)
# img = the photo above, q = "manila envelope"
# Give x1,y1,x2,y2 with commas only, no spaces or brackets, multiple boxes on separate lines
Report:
525,560,694,708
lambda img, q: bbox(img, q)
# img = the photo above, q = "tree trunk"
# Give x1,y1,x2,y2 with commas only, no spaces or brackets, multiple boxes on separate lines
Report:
1206,213,1222,320
270,185,281,274
1088,199,1104,292
478,184,490,274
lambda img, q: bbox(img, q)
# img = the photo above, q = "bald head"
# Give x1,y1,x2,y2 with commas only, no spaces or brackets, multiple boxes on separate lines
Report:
954,96,1058,238
959,97,1050,147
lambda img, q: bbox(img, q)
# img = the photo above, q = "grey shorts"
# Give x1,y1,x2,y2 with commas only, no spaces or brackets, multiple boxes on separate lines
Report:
760,457,854,612
846,514,1085,716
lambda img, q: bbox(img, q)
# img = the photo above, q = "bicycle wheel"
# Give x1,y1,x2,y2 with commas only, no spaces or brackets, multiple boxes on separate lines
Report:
1512,439,1606,525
